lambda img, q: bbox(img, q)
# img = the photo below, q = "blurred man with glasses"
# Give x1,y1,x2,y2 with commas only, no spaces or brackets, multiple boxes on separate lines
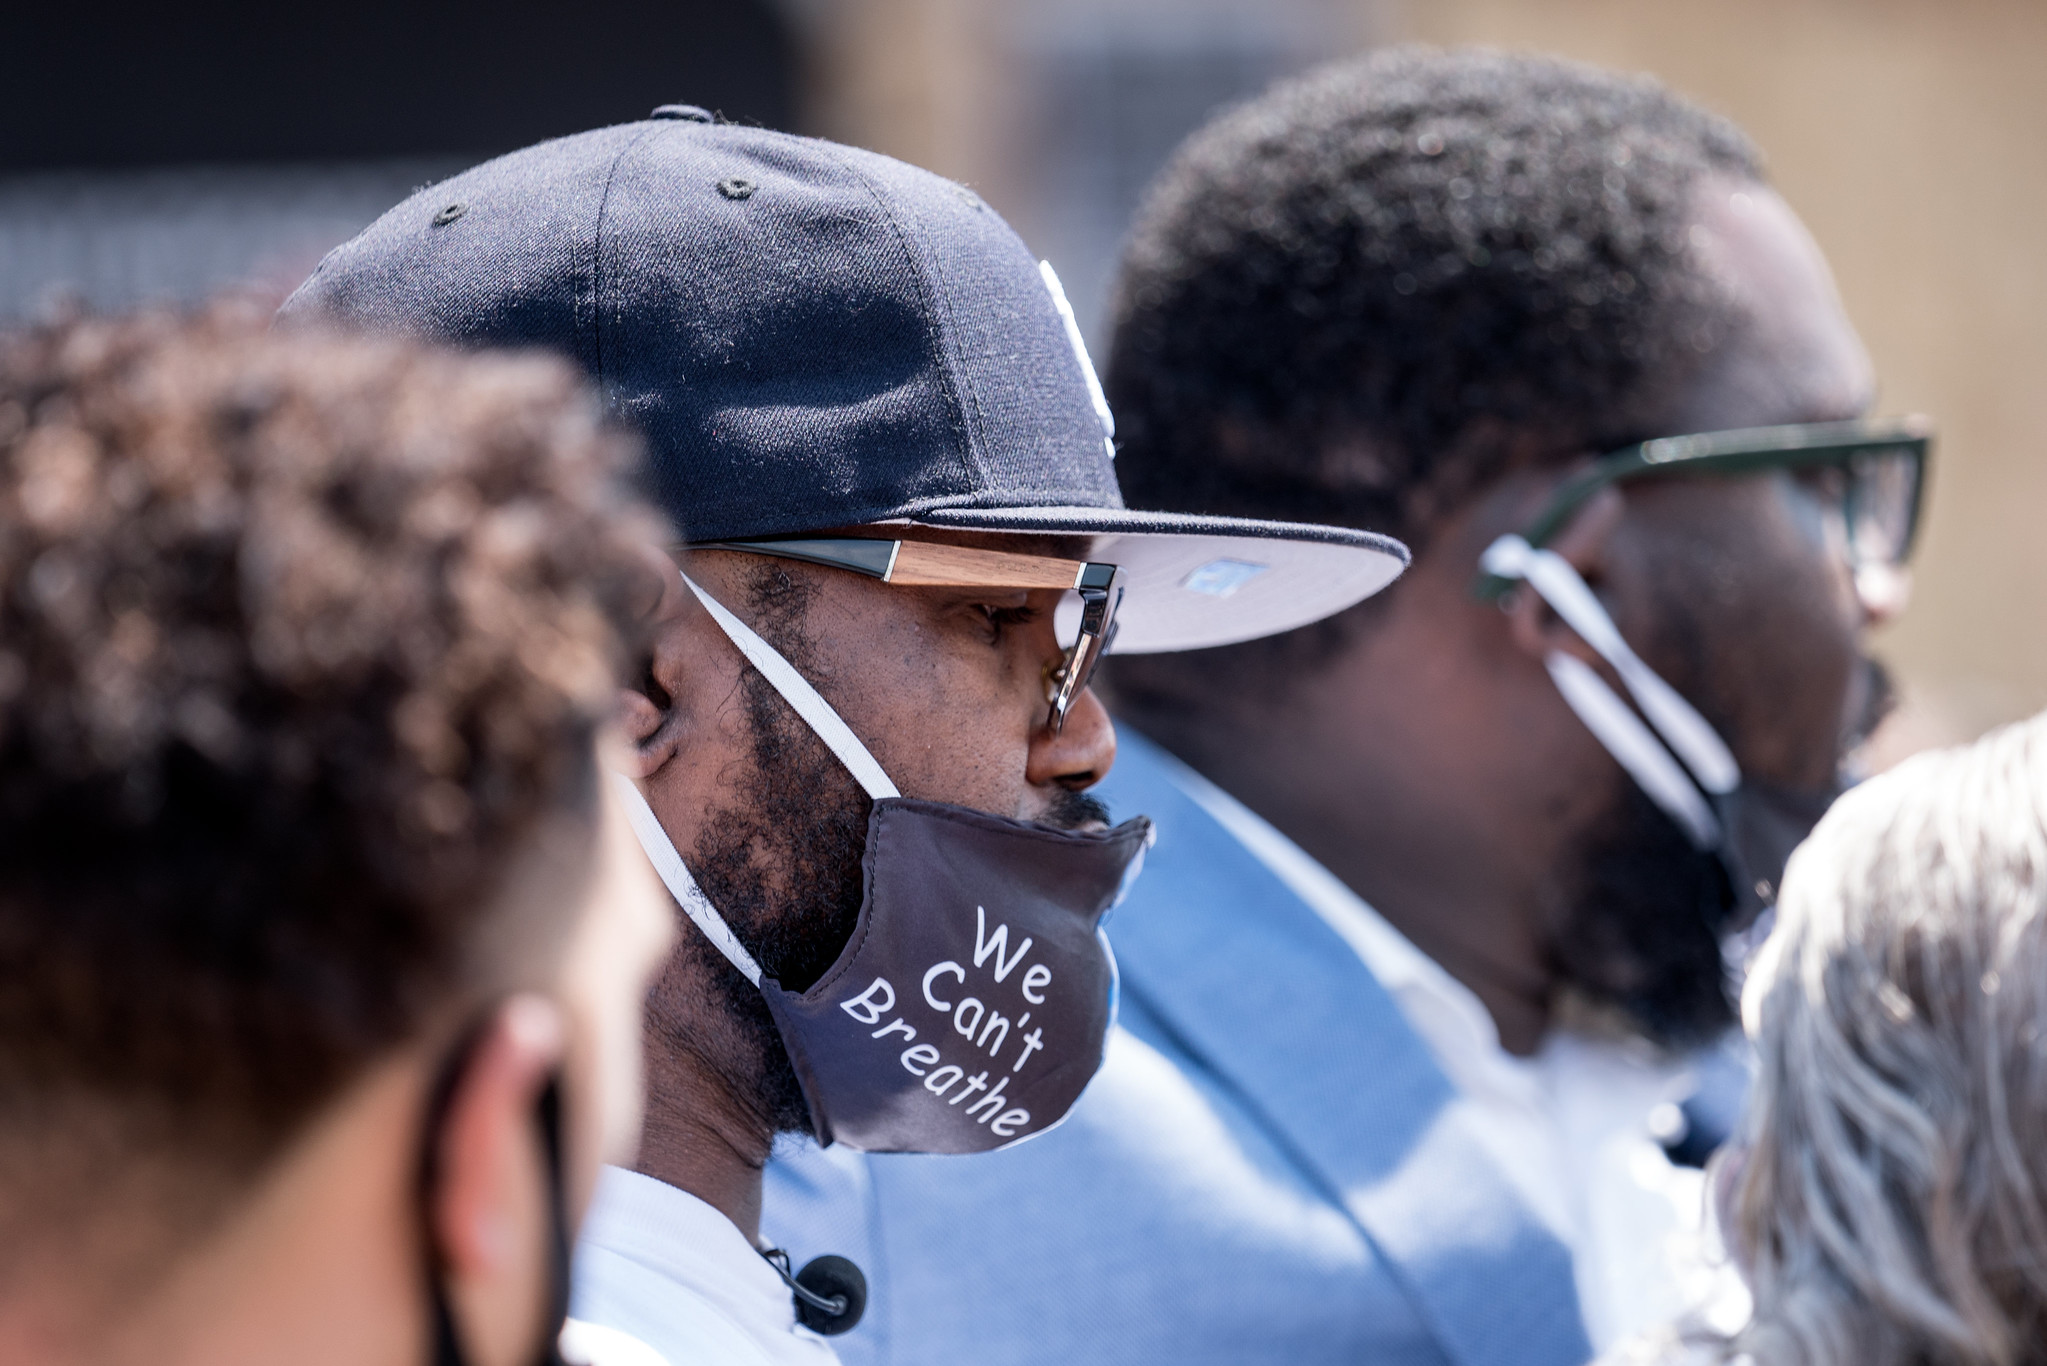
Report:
762,48,1928,1366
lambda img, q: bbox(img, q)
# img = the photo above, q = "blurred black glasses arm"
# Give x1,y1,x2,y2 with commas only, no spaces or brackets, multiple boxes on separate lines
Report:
1470,420,1934,600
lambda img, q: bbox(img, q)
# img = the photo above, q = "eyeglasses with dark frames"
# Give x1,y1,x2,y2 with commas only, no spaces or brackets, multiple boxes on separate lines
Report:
1470,416,1933,602
684,537,1123,733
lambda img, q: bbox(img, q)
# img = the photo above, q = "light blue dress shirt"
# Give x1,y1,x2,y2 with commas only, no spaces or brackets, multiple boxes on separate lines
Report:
760,730,1593,1366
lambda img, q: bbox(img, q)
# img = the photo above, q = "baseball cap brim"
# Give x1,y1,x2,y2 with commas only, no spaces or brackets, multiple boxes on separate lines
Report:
901,506,1409,654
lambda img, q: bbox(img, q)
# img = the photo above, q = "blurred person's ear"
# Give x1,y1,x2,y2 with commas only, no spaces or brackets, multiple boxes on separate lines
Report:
1500,483,1626,672
429,996,566,1366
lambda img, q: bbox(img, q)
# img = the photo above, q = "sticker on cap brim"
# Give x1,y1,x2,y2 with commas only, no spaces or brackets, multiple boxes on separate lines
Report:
1180,559,1269,598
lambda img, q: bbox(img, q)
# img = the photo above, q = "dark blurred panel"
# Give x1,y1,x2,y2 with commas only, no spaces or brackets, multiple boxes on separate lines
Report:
0,0,795,170
1001,8,1342,346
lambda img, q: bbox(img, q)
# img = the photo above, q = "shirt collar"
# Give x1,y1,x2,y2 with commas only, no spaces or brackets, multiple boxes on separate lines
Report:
1154,751,1491,1018
579,1166,798,1326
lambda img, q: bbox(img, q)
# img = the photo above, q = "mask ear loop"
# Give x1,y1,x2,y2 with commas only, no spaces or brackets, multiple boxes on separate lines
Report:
1544,653,1722,849
677,570,900,802
610,774,763,986
609,570,905,987
1480,534,1740,849
418,1020,575,1366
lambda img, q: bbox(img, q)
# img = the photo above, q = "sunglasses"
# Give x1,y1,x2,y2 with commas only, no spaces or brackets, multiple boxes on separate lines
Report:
684,537,1124,732
1470,416,1934,601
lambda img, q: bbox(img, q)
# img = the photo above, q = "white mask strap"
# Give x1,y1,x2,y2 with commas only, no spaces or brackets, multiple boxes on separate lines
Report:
606,570,907,987
1480,535,1739,796
678,570,900,802
609,771,763,985
1545,654,1722,848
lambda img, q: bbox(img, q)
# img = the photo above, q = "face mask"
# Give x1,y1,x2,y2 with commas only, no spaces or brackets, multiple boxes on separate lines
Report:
422,1025,573,1366
614,569,1152,1154
1479,535,1841,929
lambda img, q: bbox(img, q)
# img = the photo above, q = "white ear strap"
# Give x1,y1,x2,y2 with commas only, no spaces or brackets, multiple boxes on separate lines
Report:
1481,535,1739,796
609,772,763,985
1546,654,1722,848
678,571,900,802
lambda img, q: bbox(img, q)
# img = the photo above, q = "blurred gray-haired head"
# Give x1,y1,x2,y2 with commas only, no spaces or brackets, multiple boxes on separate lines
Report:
1726,713,2047,1366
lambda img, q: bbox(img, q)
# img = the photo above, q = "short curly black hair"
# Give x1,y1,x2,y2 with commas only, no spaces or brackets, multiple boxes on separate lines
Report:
1108,47,1760,547
0,309,662,1237
1103,48,1763,713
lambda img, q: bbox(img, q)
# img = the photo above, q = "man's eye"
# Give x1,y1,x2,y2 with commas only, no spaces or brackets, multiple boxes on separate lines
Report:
978,604,1038,639
1794,466,1848,502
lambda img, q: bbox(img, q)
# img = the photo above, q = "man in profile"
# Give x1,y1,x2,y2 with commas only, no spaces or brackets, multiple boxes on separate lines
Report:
0,312,675,1366
764,49,1922,1365
283,107,1404,1365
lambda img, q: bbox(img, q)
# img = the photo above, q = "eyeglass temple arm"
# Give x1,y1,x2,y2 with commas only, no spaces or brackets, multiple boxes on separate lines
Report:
1469,427,1931,602
689,538,1102,590
689,538,1121,733
1467,460,1628,603
1044,572,1121,734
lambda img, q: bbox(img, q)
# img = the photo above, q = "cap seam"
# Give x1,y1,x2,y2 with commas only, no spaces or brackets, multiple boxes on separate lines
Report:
589,122,670,396
817,148,984,499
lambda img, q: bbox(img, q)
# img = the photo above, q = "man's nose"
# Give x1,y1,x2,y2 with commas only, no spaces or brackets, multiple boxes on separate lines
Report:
1855,561,1913,629
1026,685,1118,789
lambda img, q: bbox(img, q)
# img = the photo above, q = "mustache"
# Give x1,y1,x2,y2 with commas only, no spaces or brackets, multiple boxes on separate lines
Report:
1043,787,1113,832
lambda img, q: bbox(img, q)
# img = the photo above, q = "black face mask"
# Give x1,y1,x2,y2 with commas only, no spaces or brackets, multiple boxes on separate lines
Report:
1480,535,1841,934
1712,778,1842,920
613,570,1151,1155
421,1023,572,1366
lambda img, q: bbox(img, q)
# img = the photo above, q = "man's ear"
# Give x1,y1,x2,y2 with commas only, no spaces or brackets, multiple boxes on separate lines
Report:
1501,484,1626,666
617,544,734,780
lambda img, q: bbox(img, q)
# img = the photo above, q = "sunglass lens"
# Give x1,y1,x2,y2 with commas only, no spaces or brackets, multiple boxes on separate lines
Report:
1072,589,1122,696
1845,449,1920,566
1047,583,1123,730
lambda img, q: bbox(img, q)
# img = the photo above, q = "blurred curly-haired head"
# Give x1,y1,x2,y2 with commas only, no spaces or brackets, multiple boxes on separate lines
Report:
0,309,663,1228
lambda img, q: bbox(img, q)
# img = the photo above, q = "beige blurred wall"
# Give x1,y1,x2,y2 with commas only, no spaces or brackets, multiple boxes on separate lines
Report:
795,0,2047,753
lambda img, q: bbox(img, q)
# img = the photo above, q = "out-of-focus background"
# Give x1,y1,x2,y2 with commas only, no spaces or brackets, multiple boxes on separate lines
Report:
10,0,2038,754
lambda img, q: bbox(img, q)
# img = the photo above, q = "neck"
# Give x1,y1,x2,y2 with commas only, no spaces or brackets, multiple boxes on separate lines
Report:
0,1058,428,1366
1129,702,1559,1057
632,1044,773,1243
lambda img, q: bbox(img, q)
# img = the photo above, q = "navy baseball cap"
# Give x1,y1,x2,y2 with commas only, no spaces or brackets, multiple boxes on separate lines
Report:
280,107,1407,652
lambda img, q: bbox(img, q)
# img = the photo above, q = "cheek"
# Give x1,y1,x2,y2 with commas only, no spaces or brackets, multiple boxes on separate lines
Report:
853,622,1051,815
1670,485,1864,779
1617,479,1863,785
1741,483,1862,669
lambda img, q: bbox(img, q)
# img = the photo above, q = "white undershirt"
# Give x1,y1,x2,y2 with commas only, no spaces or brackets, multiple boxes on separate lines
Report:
1164,756,1746,1352
572,1166,843,1366
560,1319,675,1366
